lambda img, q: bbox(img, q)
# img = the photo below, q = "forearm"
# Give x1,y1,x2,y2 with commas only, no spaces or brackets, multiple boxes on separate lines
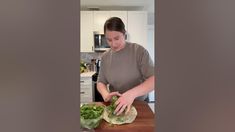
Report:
127,75,155,99
97,82,109,100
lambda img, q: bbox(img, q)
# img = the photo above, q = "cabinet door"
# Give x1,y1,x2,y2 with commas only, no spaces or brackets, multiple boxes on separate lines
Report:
127,11,147,48
93,11,110,34
109,11,128,30
80,77,93,103
80,11,94,52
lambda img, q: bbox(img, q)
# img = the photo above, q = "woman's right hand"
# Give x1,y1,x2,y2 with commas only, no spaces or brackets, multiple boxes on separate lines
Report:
104,91,122,102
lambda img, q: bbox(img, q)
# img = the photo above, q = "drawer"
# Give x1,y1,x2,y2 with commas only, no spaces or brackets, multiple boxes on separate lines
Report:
80,77,92,83
80,90,93,103
80,88,93,96
80,76,93,102
81,84,92,89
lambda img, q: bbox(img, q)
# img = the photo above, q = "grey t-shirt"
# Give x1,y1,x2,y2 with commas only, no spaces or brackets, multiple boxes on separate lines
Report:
97,42,154,101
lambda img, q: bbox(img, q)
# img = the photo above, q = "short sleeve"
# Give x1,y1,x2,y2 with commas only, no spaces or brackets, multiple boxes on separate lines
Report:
137,46,154,80
97,56,108,85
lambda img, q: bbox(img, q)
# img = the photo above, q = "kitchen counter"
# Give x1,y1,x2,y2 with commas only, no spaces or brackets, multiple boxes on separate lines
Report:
80,71,96,77
94,100,155,132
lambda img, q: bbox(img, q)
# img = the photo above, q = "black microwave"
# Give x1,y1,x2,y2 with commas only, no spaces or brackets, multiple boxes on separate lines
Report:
94,34,110,51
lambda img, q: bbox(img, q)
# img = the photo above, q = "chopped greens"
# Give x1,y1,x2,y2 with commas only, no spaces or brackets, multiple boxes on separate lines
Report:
106,96,126,119
106,96,118,118
80,104,104,129
116,117,125,122
80,104,104,119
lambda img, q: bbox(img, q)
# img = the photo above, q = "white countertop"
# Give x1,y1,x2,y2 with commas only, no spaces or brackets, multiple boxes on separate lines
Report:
80,71,96,77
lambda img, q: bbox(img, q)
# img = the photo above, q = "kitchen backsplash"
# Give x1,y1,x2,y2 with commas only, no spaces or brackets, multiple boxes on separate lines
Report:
80,52,103,63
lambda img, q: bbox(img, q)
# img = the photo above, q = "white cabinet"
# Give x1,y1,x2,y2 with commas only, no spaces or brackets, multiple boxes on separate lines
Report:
80,11,147,52
93,11,127,34
80,11,94,52
80,72,95,103
93,11,110,34
127,11,148,48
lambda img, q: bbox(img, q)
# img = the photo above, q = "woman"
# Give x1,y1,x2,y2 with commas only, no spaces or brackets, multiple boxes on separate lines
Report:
97,17,155,115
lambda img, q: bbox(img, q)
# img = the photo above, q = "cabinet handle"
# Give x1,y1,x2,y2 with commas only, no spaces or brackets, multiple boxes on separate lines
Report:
80,81,84,83
80,92,85,94
92,46,93,51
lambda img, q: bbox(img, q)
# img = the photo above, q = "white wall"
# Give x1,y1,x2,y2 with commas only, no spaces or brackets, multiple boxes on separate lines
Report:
147,25,155,62
147,25,155,102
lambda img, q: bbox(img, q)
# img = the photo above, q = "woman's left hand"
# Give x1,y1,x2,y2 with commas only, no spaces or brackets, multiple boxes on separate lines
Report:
114,91,135,115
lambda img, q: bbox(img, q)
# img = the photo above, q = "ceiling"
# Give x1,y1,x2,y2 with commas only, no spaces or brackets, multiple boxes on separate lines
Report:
80,0,155,25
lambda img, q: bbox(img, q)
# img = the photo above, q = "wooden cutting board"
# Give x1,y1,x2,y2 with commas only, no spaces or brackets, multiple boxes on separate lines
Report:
95,100,155,132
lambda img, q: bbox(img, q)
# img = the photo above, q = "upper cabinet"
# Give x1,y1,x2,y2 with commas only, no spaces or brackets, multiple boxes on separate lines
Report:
93,11,110,34
80,11,147,52
127,11,147,48
93,11,127,34
80,11,94,52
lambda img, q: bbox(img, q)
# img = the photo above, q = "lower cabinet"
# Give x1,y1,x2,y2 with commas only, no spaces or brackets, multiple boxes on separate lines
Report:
80,74,94,103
